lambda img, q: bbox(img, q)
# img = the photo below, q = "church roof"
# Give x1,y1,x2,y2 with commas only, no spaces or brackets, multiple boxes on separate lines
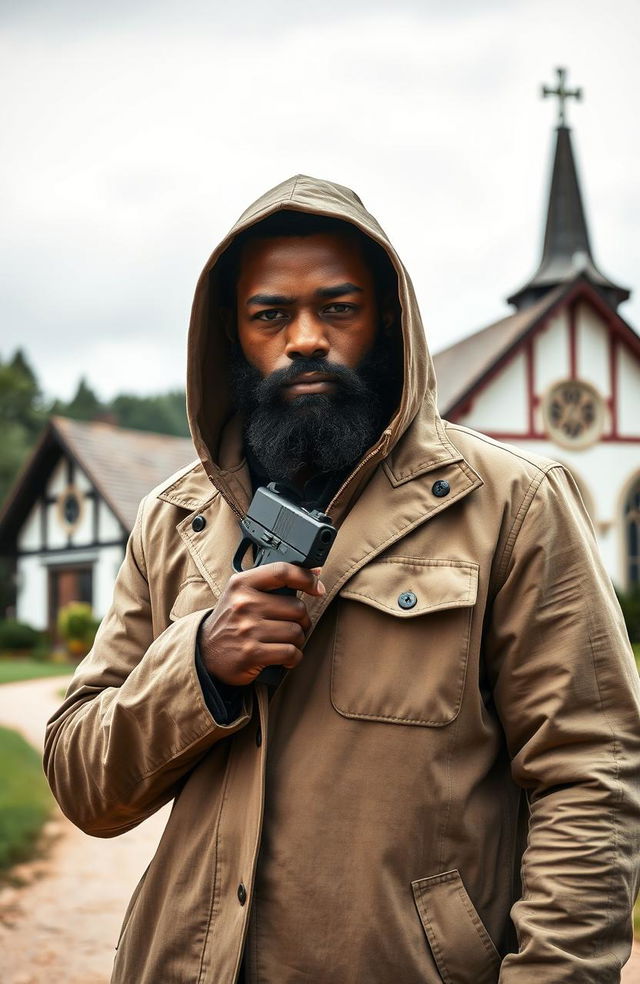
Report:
434,285,564,416
434,275,640,420
507,125,630,312
0,417,196,551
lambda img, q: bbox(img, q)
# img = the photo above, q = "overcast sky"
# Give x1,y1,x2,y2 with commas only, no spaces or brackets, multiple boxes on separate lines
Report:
2,0,638,403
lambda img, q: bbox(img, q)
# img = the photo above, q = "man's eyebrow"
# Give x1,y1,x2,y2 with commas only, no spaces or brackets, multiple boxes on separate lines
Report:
315,283,364,299
246,293,295,306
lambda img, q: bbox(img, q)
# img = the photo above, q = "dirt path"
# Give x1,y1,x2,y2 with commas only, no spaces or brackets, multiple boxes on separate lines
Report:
1,675,639,983
0,676,169,984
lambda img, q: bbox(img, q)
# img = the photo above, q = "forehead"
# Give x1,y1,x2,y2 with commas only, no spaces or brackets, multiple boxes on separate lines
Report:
236,232,373,292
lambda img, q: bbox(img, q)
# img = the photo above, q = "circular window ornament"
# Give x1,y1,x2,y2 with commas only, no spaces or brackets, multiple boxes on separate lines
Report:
542,379,604,450
56,486,85,533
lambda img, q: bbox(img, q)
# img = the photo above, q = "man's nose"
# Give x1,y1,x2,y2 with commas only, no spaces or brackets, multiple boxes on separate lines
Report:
284,312,330,360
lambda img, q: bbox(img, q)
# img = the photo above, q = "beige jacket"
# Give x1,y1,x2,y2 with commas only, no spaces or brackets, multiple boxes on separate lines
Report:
45,176,640,984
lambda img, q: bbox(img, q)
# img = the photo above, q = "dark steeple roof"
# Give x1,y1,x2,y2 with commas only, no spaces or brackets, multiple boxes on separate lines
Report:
508,76,630,311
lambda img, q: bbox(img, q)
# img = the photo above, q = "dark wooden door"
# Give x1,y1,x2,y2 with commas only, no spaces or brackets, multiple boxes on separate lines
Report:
48,565,93,639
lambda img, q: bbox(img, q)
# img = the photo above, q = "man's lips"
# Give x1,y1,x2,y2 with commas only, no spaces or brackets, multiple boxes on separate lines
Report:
282,372,338,396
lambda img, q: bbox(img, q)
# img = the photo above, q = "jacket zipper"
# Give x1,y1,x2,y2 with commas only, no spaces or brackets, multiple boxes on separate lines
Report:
326,427,393,518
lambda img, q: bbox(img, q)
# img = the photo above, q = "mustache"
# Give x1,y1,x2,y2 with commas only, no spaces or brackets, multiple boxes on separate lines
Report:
253,357,369,405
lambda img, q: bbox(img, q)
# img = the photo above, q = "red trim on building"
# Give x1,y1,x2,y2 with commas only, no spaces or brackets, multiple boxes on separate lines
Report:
445,278,640,422
568,303,577,379
526,338,536,435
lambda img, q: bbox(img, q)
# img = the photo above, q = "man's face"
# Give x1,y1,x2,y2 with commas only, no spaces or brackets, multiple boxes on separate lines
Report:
235,232,379,395
229,230,399,484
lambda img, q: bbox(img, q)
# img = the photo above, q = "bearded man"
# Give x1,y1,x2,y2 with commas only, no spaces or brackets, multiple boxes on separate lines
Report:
45,176,640,984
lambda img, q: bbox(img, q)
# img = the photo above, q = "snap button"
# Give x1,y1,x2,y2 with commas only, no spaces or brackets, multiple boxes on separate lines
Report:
237,883,247,905
255,725,262,748
432,480,450,498
191,514,206,532
398,591,417,610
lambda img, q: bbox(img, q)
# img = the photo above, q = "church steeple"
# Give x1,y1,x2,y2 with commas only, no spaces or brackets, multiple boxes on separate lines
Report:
508,68,630,311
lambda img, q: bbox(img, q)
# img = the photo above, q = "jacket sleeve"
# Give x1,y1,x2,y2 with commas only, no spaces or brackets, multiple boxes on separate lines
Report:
43,496,252,838
484,464,640,983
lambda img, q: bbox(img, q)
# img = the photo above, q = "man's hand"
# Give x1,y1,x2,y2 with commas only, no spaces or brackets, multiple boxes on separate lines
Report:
197,563,326,686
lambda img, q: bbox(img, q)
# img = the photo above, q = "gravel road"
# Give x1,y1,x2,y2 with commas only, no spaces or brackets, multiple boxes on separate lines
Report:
0,676,169,984
0,674,638,983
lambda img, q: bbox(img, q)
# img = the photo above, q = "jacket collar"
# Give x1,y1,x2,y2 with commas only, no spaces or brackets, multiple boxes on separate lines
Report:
159,417,484,634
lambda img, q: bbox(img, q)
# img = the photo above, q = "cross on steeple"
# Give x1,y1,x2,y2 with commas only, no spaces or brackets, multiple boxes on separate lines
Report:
541,67,582,127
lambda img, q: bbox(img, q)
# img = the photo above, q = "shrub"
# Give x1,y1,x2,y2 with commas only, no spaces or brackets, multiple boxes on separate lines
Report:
57,602,100,658
0,619,40,653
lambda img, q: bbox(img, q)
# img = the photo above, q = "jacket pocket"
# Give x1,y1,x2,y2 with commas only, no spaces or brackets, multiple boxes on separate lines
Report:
331,558,478,726
169,576,216,621
412,869,500,984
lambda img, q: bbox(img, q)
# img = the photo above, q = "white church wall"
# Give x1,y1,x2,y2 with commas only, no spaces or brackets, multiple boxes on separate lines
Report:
534,311,569,393
456,350,528,433
516,438,639,589
618,344,640,437
576,304,610,398
17,555,48,628
18,502,41,551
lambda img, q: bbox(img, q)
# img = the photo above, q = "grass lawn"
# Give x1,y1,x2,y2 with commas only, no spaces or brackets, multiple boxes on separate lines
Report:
633,643,640,669
0,658,75,685
0,725,53,871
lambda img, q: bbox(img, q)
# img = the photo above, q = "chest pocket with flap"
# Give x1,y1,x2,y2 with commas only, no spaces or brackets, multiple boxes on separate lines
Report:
331,558,478,727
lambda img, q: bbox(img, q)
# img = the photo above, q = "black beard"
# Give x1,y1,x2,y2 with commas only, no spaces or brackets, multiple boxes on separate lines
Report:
229,338,398,483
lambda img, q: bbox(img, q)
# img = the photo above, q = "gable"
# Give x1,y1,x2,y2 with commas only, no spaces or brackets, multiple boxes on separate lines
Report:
447,281,640,444
16,451,125,556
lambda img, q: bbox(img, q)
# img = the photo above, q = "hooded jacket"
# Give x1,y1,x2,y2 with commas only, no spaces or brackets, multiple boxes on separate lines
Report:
44,175,640,984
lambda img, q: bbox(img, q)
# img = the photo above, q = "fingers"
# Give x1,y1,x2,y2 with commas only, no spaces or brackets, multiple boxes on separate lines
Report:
259,619,306,649
240,562,325,597
255,595,311,632
254,642,304,671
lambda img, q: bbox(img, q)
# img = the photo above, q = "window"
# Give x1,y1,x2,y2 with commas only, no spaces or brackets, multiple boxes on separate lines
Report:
624,476,640,587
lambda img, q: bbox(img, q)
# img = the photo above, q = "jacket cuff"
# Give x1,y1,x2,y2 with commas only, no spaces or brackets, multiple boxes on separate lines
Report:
194,640,248,726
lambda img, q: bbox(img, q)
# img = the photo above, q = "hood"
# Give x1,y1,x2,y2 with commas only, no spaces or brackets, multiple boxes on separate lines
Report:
186,174,444,516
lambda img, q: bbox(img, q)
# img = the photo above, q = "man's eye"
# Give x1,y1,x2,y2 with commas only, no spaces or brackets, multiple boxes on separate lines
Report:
255,309,286,321
324,303,353,314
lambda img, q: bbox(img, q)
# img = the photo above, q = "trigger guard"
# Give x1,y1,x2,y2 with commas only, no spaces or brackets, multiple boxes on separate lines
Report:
232,537,254,573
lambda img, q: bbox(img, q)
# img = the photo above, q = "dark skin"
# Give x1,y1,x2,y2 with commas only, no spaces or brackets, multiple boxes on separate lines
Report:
199,232,385,686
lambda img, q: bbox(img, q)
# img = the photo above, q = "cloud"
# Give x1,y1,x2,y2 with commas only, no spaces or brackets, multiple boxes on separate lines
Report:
1,0,638,401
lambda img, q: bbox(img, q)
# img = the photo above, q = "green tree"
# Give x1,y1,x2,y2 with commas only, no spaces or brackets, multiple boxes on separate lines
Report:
50,377,103,422
0,349,46,616
112,390,189,436
0,350,46,502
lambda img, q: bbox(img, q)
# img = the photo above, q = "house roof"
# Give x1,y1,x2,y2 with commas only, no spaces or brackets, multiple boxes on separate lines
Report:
52,417,197,529
0,416,197,552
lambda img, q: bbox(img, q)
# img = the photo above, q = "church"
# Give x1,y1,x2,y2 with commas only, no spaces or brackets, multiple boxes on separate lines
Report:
0,68,638,634
432,69,640,591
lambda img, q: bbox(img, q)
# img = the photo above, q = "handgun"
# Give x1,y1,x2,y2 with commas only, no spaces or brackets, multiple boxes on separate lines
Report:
232,482,337,686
